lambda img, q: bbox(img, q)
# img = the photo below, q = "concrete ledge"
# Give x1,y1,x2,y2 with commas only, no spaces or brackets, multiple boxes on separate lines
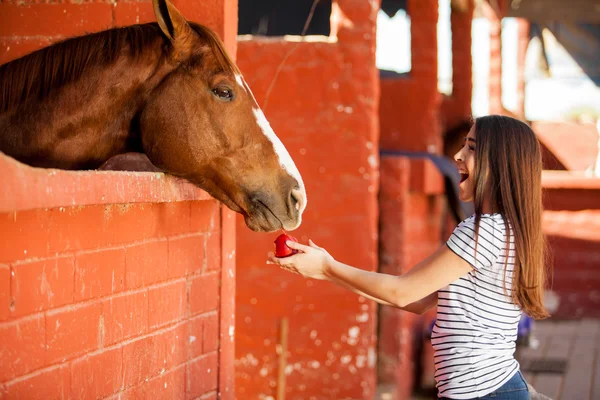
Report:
0,152,212,213
542,170,600,190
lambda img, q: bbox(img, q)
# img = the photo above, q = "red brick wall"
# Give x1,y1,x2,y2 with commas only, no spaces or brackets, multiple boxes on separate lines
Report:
0,200,227,399
380,0,442,154
542,173,600,319
483,0,506,115
0,0,236,65
379,157,446,398
441,1,475,130
377,1,449,398
0,0,238,397
233,0,380,398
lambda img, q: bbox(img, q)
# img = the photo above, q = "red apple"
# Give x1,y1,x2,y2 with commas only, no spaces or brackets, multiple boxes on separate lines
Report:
274,233,299,257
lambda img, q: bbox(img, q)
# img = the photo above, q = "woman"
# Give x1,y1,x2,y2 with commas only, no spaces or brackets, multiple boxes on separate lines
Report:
268,115,550,400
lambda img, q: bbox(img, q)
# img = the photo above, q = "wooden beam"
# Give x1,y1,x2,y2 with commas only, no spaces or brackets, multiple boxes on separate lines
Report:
506,0,600,23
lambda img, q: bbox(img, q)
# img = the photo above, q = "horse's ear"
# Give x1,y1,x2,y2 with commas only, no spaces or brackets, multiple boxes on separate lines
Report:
152,0,192,43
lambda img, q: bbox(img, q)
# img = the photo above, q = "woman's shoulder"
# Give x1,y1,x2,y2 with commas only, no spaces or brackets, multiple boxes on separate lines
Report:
463,212,506,225
459,213,508,241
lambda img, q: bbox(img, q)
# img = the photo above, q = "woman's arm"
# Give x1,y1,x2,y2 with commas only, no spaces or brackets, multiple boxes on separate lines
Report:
330,276,438,315
269,240,472,310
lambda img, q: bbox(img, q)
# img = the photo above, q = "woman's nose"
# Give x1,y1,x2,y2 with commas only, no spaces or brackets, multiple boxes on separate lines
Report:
454,148,463,162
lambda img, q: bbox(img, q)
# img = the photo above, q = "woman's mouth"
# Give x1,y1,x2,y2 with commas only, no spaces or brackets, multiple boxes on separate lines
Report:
459,173,469,183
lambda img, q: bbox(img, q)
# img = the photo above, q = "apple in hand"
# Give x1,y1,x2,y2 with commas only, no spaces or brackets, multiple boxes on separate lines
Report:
274,233,299,257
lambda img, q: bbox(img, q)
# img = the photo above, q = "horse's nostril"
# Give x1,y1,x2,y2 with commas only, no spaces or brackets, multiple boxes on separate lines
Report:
290,187,303,212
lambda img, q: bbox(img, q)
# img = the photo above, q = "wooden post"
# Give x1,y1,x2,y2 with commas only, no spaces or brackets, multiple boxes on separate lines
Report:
277,317,289,400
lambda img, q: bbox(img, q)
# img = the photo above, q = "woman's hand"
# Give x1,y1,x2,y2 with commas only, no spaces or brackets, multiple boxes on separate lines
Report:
268,239,334,280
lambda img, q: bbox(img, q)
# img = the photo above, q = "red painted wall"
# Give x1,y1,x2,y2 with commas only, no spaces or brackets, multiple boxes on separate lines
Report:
377,1,479,397
234,0,380,398
0,1,237,398
377,1,447,398
378,1,600,398
542,173,600,319
441,1,475,130
0,0,236,65
0,153,236,399
380,0,442,154
379,157,446,398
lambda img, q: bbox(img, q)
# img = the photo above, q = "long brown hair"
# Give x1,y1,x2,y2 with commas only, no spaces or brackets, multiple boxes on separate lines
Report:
473,115,550,319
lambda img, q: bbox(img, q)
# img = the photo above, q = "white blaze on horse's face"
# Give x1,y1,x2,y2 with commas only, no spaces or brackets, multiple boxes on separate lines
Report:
251,107,306,195
235,74,307,229
235,74,244,88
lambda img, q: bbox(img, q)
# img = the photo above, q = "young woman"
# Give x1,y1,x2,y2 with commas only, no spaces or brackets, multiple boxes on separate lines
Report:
268,115,550,400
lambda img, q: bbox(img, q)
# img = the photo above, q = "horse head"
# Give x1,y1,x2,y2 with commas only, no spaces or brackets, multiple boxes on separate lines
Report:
141,0,307,232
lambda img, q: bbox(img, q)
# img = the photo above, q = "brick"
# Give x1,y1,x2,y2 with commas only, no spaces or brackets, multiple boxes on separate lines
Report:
75,248,126,301
170,0,224,36
155,202,192,237
188,315,204,359
148,280,186,329
203,313,219,354
128,370,187,399
193,392,217,400
70,346,123,399
205,233,221,272
113,1,156,27
164,322,187,369
188,274,219,315
102,290,148,346
190,201,220,233
3,365,70,400
102,204,158,247
119,364,186,400
0,3,113,37
0,210,50,263
168,235,205,278
125,240,168,289
187,313,218,360
11,256,74,317
0,37,53,67
0,316,46,382
186,352,218,398
48,205,159,254
48,206,107,253
122,330,171,388
46,302,102,364
0,264,10,320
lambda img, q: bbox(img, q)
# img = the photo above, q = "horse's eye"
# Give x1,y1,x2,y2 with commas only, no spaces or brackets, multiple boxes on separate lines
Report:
212,87,234,101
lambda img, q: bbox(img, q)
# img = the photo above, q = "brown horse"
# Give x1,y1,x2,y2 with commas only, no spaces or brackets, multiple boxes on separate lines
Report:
0,0,306,233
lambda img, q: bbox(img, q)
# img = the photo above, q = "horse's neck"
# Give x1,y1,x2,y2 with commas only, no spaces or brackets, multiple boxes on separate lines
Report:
0,42,172,170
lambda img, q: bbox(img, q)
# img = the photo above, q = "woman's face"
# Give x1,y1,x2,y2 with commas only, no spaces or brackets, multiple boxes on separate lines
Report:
454,124,476,202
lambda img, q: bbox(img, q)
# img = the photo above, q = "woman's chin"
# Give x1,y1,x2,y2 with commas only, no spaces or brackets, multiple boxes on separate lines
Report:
458,190,473,203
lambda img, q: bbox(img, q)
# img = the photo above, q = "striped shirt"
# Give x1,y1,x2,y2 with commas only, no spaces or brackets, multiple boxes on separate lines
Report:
432,213,521,399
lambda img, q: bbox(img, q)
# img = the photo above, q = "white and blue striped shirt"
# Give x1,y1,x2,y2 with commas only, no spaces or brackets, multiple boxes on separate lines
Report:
433,213,521,399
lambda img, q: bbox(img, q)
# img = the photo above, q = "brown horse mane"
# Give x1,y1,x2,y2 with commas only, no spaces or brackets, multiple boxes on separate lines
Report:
0,22,239,114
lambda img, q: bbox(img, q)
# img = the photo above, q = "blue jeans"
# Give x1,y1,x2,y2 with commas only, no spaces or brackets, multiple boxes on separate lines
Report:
438,371,530,400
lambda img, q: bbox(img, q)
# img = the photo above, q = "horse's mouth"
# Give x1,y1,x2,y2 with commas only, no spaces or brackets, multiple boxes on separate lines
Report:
247,199,284,232
196,182,290,232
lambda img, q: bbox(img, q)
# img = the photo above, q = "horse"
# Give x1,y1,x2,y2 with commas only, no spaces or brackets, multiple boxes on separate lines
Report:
0,0,306,233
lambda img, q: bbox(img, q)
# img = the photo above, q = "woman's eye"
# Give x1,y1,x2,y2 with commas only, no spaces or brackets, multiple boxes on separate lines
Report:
469,146,475,151
212,87,234,100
